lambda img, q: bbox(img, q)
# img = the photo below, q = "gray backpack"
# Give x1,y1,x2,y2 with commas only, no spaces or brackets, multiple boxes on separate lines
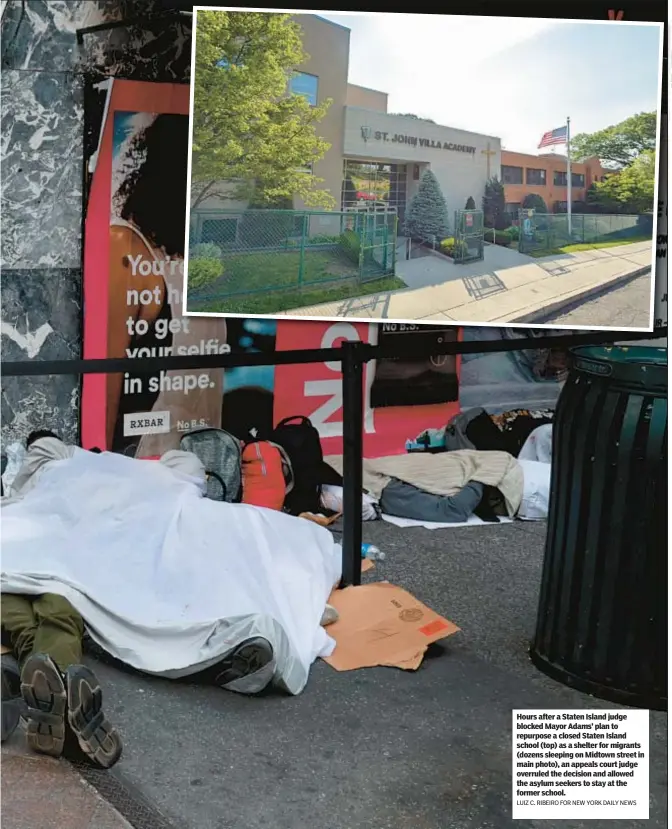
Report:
179,427,242,502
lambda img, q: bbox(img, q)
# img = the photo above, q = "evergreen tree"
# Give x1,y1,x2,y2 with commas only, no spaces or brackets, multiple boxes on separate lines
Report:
404,170,450,241
482,177,507,229
465,196,476,210
522,193,548,214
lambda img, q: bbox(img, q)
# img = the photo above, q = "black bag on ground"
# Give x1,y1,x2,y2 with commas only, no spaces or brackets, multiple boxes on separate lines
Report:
270,416,324,514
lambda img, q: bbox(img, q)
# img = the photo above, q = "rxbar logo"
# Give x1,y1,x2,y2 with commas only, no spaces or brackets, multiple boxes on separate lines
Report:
608,9,625,19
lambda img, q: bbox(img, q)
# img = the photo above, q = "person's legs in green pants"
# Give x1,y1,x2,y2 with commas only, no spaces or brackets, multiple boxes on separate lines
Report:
0,594,33,744
1,593,122,768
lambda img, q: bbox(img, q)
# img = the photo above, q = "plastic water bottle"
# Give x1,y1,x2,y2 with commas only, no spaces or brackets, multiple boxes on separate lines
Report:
361,542,386,561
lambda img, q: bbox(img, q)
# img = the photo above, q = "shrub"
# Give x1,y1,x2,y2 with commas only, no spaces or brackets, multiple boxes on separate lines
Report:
310,234,340,244
506,225,521,241
191,242,222,259
439,237,468,259
189,257,223,288
492,232,512,247
339,229,361,264
522,193,548,214
404,170,450,241
465,196,476,210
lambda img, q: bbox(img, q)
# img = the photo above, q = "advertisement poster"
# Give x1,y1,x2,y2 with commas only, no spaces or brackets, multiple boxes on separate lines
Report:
369,324,459,409
274,320,461,458
81,80,276,456
460,327,570,414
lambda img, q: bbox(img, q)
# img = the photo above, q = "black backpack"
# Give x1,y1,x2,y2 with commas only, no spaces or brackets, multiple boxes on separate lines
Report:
270,416,324,515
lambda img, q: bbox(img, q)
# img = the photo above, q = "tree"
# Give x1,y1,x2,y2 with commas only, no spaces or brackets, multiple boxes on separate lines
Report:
191,10,335,209
403,170,450,241
571,112,657,169
592,150,656,213
522,193,548,214
482,177,507,229
465,196,476,210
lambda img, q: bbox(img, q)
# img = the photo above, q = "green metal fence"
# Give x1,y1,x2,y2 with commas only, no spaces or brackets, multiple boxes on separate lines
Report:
518,210,653,256
453,209,485,264
187,208,397,309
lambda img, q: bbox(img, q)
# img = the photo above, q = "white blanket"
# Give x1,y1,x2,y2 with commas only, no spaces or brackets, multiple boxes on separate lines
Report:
1,450,342,695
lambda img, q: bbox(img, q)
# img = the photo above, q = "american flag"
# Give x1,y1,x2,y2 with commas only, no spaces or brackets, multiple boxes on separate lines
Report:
538,126,568,149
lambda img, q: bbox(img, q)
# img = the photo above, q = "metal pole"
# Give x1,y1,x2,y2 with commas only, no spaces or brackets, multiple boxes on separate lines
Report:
298,213,306,287
566,117,572,238
340,340,364,588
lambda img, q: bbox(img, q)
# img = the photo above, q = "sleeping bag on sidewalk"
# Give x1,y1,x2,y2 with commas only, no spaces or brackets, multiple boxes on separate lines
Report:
241,441,293,511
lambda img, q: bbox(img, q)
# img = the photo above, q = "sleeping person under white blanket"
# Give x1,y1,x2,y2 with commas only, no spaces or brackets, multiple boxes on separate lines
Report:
1,434,342,758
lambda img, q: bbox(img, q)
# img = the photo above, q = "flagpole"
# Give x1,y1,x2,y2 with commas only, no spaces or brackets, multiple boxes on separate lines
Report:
566,116,572,237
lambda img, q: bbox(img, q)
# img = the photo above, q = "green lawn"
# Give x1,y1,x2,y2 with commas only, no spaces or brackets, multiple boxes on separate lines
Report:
188,247,406,314
528,235,651,258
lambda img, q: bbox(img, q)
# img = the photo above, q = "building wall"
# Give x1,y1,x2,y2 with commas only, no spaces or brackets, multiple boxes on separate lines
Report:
345,83,388,113
501,150,608,212
290,14,350,211
344,107,501,227
0,0,191,446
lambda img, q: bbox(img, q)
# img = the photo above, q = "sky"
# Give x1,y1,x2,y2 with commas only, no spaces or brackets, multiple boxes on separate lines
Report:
316,12,663,155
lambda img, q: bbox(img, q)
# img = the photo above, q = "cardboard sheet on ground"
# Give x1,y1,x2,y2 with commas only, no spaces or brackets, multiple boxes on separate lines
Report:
324,582,459,672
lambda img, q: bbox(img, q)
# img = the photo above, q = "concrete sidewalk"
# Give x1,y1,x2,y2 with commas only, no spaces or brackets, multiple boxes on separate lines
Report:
1,734,132,829
281,241,653,326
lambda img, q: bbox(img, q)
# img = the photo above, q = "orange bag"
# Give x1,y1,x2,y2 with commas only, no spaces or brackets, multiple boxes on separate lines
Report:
241,441,293,511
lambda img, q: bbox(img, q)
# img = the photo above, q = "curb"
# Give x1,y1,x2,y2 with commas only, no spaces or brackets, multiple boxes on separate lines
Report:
507,266,652,324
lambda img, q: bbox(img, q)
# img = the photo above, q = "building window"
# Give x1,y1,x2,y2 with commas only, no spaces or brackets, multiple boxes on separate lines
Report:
572,173,585,188
553,171,567,187
296,162,314,175
199,217,238,247
506,203,522,215
289,72,318,106
341,160,408,226
525,168,546,186
501,165,523,185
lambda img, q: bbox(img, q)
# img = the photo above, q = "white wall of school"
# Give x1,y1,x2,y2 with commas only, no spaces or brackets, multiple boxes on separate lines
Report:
344,107,501,232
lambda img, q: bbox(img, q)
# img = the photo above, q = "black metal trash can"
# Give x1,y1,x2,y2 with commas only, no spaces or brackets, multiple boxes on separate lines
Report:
530,345,667,711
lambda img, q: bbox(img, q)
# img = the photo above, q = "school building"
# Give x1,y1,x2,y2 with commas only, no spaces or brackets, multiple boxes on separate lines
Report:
500,150,610,215
287,14,502,231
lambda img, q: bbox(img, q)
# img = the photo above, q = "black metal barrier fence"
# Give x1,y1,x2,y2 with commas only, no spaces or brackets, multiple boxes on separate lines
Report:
2,327,667,587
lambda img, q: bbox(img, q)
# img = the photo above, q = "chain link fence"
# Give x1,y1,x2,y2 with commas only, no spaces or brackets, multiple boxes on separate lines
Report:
453,209,485,264
518,211,654,255
187,208,397,309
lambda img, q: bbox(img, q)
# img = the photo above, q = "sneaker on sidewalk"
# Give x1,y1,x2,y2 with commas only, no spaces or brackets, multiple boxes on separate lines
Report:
20,653,67,757
1,653,23,743
65,664,122,769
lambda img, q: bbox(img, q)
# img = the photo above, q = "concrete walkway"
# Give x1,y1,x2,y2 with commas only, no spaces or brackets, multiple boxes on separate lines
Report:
281,241,653,327
1,734,132,829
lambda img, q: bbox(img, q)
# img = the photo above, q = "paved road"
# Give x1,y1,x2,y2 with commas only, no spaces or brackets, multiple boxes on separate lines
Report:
539,270,653,328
